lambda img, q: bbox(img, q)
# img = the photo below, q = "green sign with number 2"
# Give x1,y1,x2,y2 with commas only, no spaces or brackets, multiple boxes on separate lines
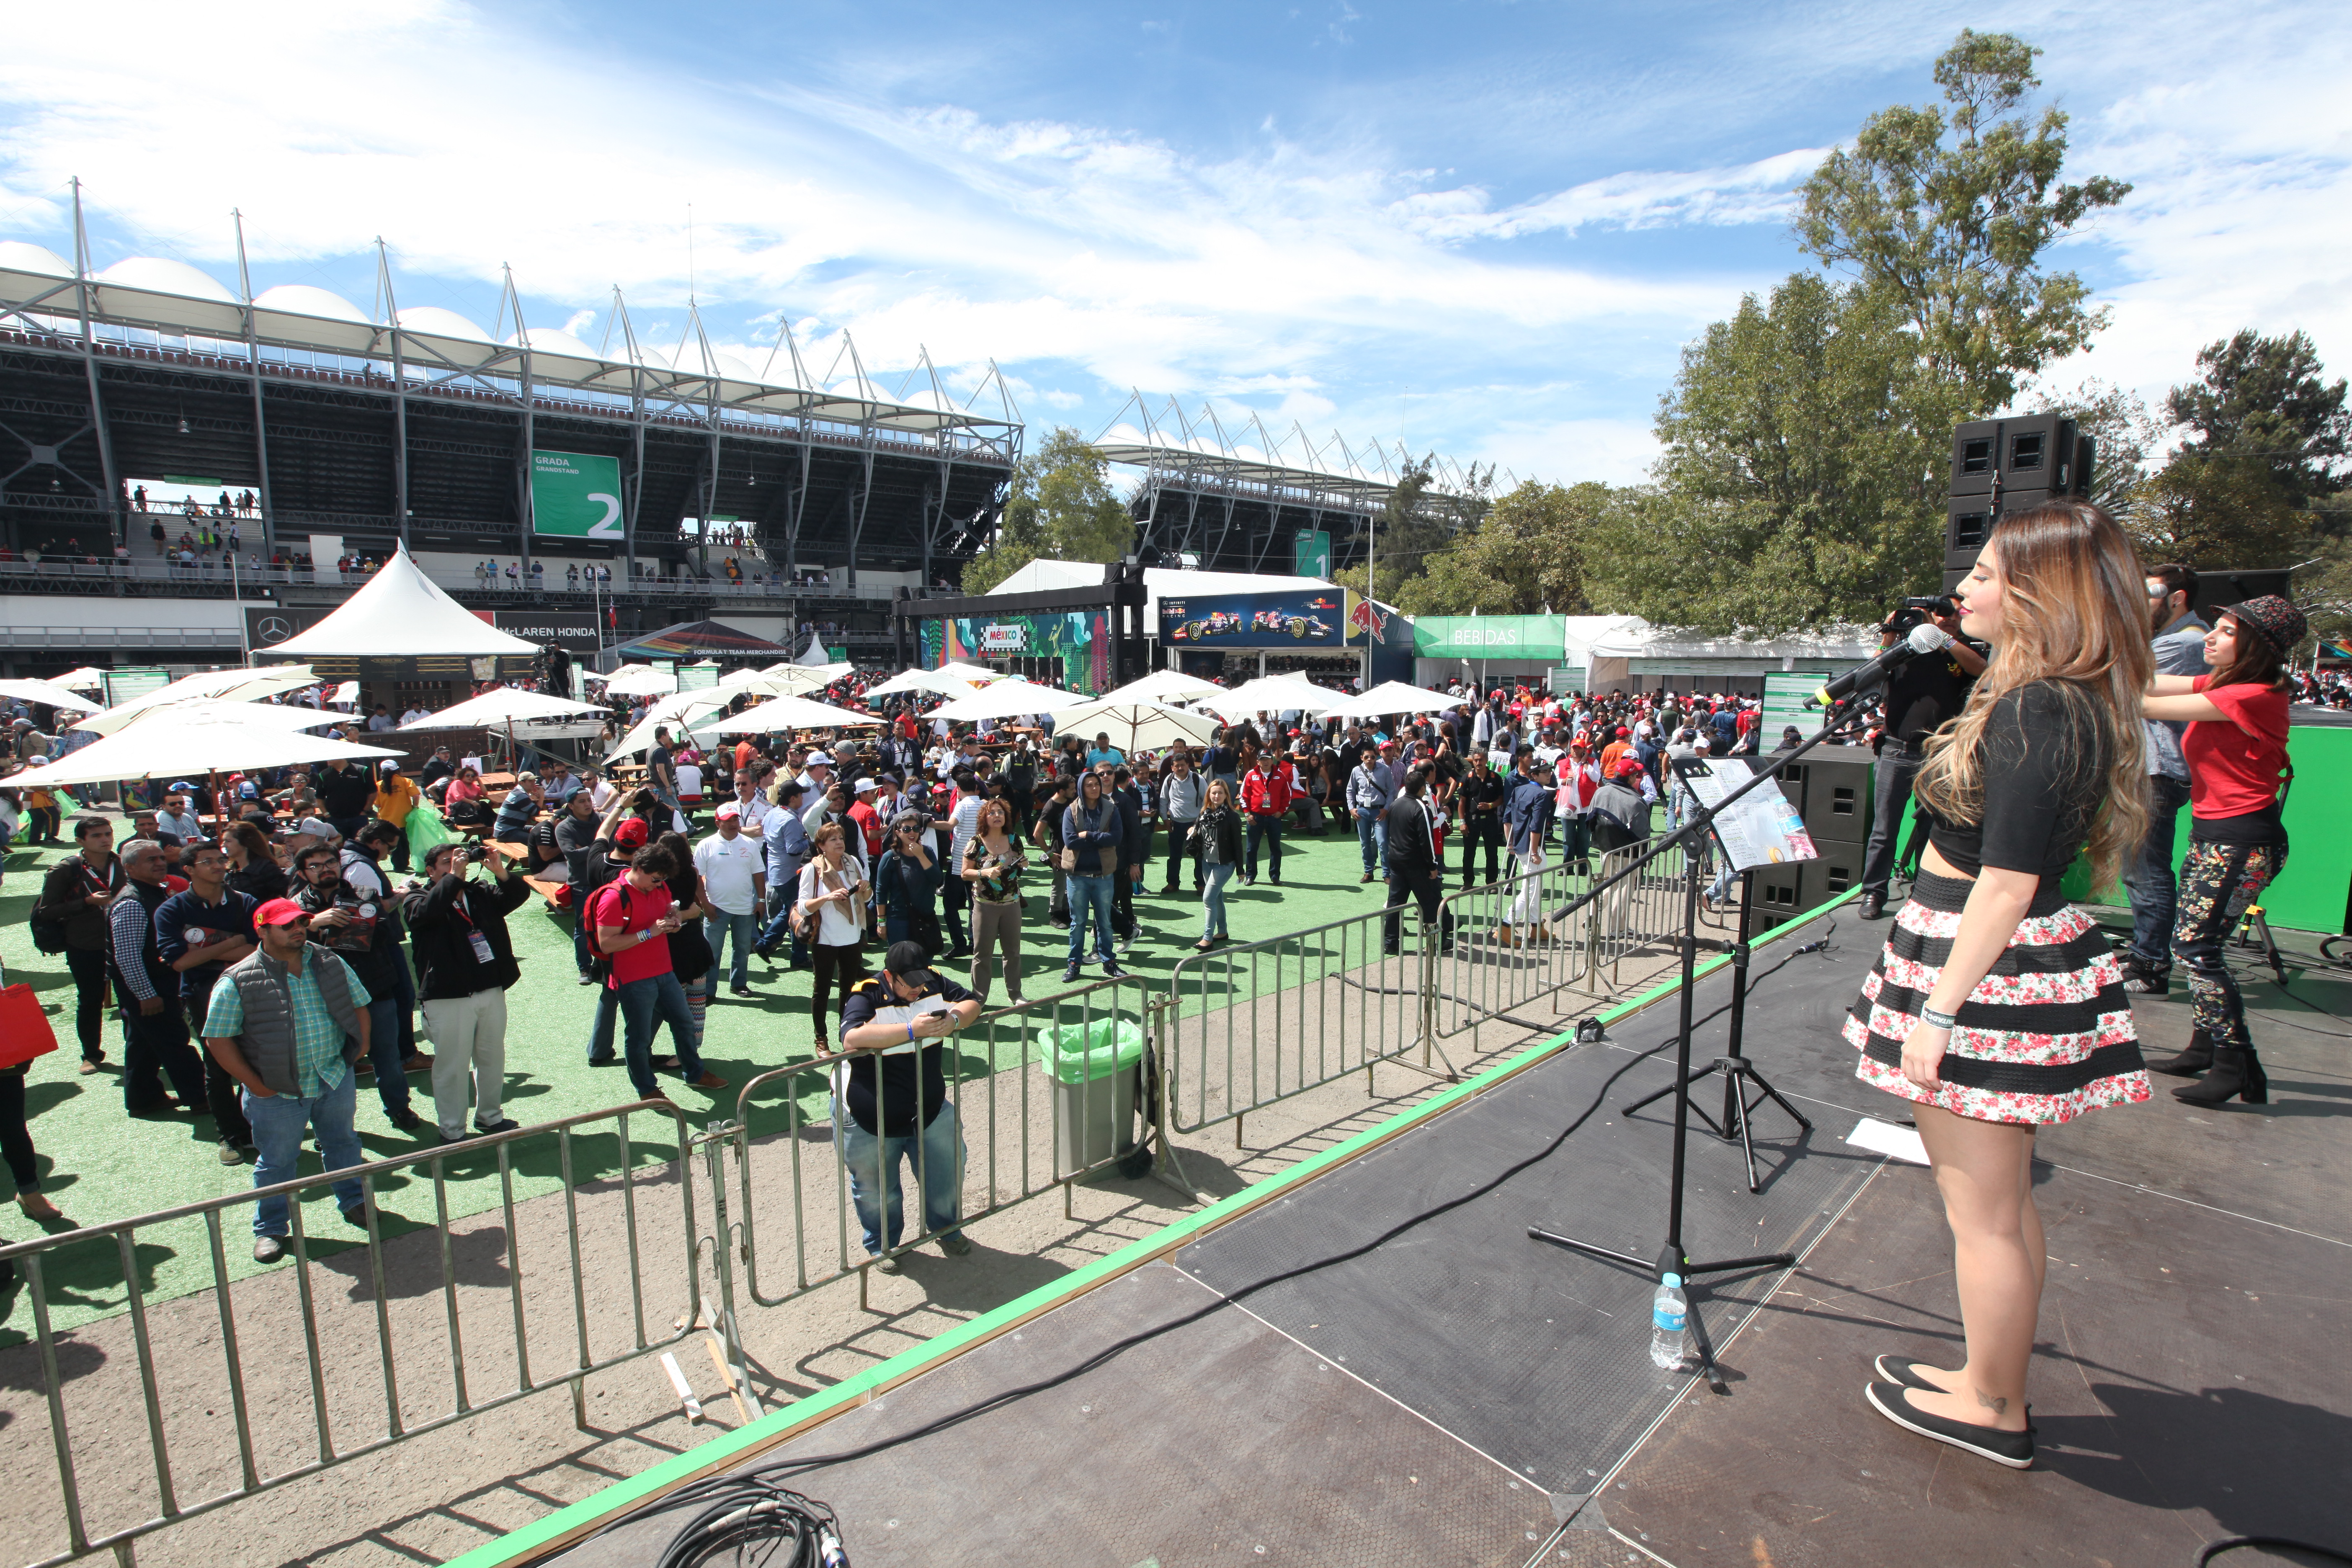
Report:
531,450,624,538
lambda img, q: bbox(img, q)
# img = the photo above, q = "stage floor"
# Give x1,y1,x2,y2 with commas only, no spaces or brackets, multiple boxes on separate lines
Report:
550,905,2352,1568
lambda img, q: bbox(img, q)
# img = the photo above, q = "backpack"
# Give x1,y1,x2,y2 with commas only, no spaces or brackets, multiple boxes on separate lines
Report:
29,904,68,955
580,881,633,980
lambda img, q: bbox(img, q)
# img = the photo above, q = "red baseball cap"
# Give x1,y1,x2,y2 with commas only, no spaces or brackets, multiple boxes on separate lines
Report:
1615,759,1643,779
614,818,651,848
254,897,308,928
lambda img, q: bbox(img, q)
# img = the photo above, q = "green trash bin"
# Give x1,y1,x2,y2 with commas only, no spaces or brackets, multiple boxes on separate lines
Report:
1042,1018,1145,1173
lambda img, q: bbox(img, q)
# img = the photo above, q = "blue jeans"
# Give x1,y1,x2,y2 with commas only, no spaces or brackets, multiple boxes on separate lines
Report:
363,995,411,1116
572,912,592,977
1065,874,1116,966
614,972,706,1099
2122,774,2192,970
757,890,809,966
1202,861,1236,939
1243,815,1283,882
1355,810,1386,876
834,1101,965,1256
245,1068,364,1238
705,910,758,989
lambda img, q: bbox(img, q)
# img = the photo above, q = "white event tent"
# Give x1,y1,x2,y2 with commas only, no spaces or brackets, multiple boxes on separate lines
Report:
260,545,541,660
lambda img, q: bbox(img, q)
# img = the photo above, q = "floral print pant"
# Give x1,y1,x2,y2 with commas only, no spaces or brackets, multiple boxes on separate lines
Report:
2171,840,2285,1049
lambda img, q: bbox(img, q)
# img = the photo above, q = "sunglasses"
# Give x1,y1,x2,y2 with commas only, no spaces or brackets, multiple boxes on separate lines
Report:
268,918,312,931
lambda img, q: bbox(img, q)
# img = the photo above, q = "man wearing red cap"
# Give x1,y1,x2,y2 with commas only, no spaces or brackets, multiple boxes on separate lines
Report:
1589,758,1654,852
1598,725,1635,781
201,898,375,1263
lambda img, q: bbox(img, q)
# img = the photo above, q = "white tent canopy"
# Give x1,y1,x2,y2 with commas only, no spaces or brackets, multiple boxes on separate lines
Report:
261,546,540,659
690,695,885,735
929,678,1088,722
74,664,320,735
1321,680,1463,719
1194,674,1336,722
1096,669,1223,706
0,678,104,713
399,688,606,729
599,665,679,698
7,708,396,788
1044,699,1220,754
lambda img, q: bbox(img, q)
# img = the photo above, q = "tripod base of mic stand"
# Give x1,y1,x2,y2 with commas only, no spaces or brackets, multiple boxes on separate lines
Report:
1524,1228,1797,1395
1622,1055,1814,1194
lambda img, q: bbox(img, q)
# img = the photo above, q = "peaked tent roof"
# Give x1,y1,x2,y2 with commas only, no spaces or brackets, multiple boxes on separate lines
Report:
261,547,541,658
612,619,789,660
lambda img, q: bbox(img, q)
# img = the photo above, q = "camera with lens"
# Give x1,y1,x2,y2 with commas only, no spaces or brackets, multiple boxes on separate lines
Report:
1885,595,1958,636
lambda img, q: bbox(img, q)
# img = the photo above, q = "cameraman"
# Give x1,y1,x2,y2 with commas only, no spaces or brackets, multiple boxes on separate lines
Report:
405,841,532,1143
1858,600,1985,920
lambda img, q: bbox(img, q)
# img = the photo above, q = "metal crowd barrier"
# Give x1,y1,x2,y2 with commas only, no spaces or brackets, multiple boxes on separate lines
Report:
717,975,1163,1316
1154,901,1455,1142
0,1102,697,1568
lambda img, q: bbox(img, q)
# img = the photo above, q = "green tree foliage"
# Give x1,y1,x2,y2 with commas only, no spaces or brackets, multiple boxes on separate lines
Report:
1393,480,1603,615
1582,275,1960,634
959,428,1137,595
1793,30,2130,413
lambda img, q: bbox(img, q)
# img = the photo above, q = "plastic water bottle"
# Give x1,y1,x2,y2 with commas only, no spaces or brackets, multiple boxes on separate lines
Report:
1650,1273,1694,1370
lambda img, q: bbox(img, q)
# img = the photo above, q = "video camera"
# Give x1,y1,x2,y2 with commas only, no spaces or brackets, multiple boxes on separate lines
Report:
1884,595,1958,637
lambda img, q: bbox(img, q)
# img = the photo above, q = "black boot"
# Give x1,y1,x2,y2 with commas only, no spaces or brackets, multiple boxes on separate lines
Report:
2148,1028,2215,1077
2172,1042,2268,1106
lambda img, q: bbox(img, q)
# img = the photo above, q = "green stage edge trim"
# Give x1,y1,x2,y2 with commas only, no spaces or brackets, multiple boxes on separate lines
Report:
451,890,1859,1568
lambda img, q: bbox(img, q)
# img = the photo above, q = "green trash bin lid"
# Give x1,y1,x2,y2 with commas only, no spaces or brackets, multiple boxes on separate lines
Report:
1041,1019,1145,1084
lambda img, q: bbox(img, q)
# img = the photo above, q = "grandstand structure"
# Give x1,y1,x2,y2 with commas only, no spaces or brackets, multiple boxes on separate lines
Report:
0,200,1020,592
1095,392,1488,577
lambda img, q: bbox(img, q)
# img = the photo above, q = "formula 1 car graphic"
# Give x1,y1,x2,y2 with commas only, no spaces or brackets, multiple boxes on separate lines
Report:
1169,610,1243,642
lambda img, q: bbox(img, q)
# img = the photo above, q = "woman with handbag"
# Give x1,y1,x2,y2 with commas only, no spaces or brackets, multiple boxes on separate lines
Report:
1189,778,1245,952
655,830,716,1053
962,797,1028,1005
875,810,946,959
796,821,871,1052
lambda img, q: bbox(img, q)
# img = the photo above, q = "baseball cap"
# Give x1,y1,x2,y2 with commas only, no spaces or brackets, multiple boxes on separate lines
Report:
1615,726,1630,738
882,939,937,989
716,801,740,820
168,780,194,794
614,818,651,848
808,751,833,766
254,897,308,928
854,777,878,794
1615,759,1643,778
516,770,538,784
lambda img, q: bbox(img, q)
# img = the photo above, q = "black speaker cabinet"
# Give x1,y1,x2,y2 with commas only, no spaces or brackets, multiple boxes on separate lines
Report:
1944,416,2095,583
1792,745,1876,846
2192,567,2295,627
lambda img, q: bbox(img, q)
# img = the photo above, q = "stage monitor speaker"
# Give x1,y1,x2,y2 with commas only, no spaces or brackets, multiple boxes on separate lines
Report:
1788,745,1876,846
2191,567,2296,627
1745,861,1807,939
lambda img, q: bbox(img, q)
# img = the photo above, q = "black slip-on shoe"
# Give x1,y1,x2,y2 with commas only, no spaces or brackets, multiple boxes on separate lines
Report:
1873,1354,1951,1392
1865,1381,2033,1469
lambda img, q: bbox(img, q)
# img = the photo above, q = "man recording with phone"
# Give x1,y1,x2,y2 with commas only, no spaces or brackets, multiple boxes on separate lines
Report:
1858,598,1986,920
405,840,532,1143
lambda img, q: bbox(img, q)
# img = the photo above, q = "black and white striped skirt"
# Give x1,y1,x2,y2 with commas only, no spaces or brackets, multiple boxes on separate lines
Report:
1843,869,2148,1125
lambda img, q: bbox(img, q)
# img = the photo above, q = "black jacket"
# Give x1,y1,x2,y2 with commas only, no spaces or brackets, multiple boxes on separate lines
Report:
314,763,373,819
1384,795,1443,879
38,854,124,952
403,871,531,999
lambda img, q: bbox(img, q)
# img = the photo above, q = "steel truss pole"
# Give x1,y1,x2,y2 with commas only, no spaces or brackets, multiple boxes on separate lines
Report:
68,180,125,553
230,211,278,564
378,240,408,549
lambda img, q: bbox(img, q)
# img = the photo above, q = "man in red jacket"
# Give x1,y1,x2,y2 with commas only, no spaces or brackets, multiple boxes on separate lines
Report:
1239,750,1297,887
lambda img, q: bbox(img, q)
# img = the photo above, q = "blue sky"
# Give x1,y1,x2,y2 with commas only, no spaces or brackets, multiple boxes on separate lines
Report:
2,0,2346,489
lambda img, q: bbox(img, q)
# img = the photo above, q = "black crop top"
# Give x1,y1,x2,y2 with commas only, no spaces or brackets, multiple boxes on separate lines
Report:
1921,681,2111,884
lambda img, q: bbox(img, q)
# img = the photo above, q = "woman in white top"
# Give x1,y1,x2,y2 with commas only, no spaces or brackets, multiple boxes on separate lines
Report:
795,820,871,1050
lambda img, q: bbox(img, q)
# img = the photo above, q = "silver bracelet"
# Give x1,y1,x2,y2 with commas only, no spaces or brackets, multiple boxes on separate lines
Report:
1919,1004,1958,1030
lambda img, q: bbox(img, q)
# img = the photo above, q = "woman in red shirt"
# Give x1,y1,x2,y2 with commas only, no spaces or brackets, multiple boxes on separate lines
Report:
2141,595,2304,1105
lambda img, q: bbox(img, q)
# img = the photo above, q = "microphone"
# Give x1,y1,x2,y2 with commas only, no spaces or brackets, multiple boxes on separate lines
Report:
1807,622,1950,709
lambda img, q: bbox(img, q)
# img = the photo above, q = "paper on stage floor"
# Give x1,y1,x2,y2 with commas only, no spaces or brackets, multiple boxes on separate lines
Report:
1847,1117,1931,1165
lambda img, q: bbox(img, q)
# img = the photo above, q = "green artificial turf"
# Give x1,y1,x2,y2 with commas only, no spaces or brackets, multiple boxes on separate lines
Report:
0,817,1417,1340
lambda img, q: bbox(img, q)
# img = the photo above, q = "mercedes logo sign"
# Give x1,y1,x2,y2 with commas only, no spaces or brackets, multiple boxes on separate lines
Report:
256,615,295,645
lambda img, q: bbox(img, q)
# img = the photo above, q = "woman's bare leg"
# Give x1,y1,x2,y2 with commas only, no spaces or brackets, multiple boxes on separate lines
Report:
1898,1103,2037,1429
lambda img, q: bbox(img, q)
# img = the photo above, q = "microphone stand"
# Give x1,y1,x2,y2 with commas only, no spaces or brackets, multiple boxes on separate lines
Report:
1529,693,1865,1390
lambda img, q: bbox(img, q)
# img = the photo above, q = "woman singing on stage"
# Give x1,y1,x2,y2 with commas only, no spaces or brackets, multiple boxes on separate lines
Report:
1842,500,2152,1469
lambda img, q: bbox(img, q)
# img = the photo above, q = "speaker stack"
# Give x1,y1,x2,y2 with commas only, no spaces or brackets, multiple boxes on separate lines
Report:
1943,415,2096,593
1744,746,1875,939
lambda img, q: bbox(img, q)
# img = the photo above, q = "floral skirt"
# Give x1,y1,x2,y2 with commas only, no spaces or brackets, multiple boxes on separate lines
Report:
1844,869,2148,1125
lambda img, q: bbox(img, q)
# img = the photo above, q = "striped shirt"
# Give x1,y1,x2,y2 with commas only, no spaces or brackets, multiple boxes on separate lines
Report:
201,952,372,1098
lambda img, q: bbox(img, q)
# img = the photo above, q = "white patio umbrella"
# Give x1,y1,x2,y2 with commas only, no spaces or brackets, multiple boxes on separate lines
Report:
604,693,729,761
713,667,800,698
862,667,977,699
397,687,606,729
935,660,1003,685
761,660,854,691
928,678,1089,722
1194,674,1334,722
99,697,348,734
52,667,108,692
1320,680,1464,719
5,707,396,790
690,695,886,735
74,663,320,735
1045,698,1221,754
0,678,104,714
1096,668,1223,706
600,664,678,698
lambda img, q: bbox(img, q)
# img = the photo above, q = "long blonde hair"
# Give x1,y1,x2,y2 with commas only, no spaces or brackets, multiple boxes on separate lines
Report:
1910,500,2152,892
